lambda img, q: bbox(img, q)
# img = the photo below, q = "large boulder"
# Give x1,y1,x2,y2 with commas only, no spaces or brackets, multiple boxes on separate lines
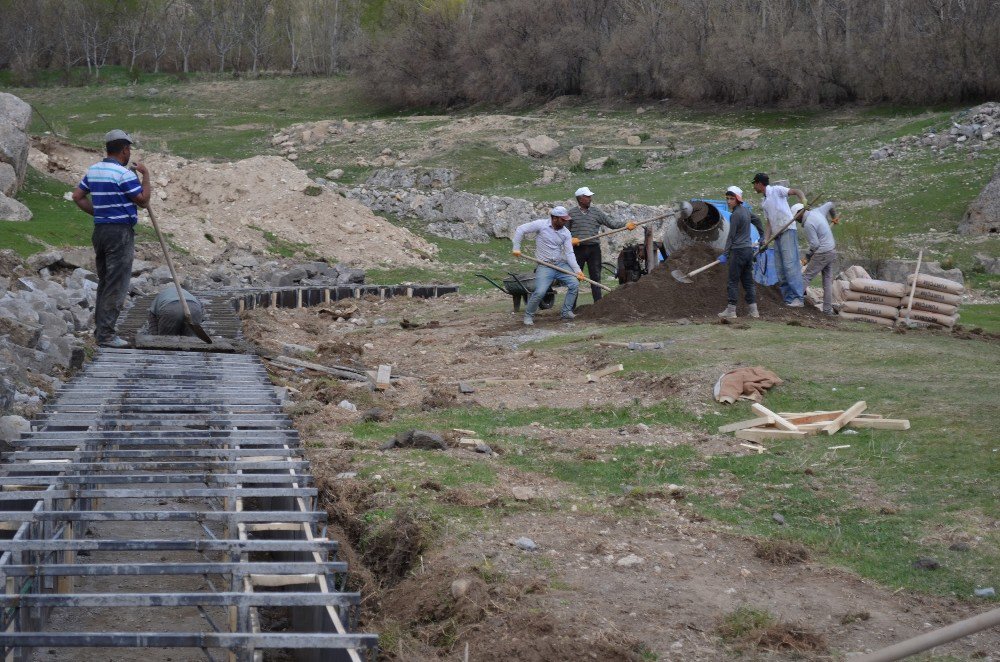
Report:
960,165,1000,235
0,163,15,197
0,93,32,131
0,193,31,221
0,122,29,191
975,253,1000,275
524,135,559,158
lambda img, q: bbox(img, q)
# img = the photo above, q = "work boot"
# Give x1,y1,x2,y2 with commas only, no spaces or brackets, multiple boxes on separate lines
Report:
522,315,534,326
98,336,129,348
748,303,760,319
717,305,737,319
787,299,804,308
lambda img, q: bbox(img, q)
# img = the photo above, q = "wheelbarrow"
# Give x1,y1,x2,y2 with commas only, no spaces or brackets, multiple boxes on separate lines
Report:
477,271,557,312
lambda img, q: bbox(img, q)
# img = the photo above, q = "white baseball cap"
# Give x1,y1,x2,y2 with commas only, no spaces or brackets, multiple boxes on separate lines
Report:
574,187,594,197
790,203,805,217
104,129,134,144
550,206,571,218
725,186,743,202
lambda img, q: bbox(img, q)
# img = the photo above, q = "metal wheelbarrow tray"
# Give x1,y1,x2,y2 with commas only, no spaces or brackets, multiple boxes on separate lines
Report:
477,271,557,311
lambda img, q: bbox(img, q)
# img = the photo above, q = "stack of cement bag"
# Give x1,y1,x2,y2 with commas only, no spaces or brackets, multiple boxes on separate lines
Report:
840,277,907,326
900,274,963,328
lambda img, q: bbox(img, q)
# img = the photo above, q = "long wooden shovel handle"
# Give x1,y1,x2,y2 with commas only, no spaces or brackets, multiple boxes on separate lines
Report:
687,259,722,277
576,212,671,244
146,205,197,324
519,254,613,292
904,249,923,323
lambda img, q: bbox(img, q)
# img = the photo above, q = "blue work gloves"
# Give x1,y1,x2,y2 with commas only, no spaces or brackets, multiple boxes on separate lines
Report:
718,254,727,264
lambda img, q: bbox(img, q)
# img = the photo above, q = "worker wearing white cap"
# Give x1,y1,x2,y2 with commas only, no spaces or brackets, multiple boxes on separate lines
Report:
512,206,586,325
794,201,839,315
71,129,152,348
568,186,635,303
718,186,766,319
751,173,808,307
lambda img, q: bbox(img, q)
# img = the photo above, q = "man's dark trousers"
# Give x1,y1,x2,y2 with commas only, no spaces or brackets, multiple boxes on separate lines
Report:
727,246,756,305
573,243,603,301
92,223,134,343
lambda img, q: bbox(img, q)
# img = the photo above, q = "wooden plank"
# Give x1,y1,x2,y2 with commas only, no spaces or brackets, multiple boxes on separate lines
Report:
847,418,910,430
735,429,807,442
739,442,766,454
586,364,624,383
822,401,867,435
718,416,772,434
782,411,844,424
751,403,799,432
375,365,392,391
269,356,370,382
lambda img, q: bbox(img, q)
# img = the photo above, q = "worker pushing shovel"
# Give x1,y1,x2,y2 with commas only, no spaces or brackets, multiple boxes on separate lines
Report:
511,206,591,326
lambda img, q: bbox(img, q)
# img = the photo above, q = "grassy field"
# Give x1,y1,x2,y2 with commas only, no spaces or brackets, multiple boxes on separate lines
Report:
336,319,999,600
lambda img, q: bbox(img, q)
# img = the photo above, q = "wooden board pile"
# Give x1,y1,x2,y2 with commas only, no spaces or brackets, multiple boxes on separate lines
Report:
718,401,911,446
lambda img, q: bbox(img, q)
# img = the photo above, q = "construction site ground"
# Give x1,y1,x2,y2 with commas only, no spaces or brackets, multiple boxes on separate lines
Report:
245,290,999,661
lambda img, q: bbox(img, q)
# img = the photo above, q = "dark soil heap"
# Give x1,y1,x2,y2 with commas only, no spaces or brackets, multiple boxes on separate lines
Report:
580,243,822,323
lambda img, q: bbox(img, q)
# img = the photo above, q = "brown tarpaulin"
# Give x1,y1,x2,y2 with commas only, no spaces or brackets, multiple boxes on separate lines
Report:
714,367,783,404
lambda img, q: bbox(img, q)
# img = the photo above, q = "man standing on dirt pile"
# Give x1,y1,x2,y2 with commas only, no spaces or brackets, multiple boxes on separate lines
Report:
567,186,635,303
752,173,807,307
146,285,205,336
511,206,586,325
71,130,151,348
793,201,839,315
718,186,766,319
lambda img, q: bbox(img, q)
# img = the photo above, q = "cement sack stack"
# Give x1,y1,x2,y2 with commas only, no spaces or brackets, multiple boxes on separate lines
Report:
902,274,963,328
841,278,906,325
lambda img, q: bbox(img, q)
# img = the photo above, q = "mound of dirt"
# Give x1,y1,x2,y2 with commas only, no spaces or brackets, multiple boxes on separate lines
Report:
28,138,437,266
579,243,826,323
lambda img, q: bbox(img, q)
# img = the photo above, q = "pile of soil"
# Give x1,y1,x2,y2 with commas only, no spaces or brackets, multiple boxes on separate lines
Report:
28,138,437,266
580,243,825,323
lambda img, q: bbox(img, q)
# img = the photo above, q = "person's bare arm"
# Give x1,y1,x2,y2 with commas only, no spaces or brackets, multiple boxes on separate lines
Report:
129,162,152,208
789,188,807,205
71,187,94,216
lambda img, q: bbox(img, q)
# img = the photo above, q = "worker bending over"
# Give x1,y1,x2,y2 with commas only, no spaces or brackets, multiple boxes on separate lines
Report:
718,186,766,319
567,186,635,302
146,285,205,336
512,206,586,326
793,201,839,315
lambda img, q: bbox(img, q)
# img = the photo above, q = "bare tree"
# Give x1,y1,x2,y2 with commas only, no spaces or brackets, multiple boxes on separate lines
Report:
243,0,273,74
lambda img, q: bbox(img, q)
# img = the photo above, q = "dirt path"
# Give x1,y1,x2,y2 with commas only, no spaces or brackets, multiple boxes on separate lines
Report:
245,292,1000,661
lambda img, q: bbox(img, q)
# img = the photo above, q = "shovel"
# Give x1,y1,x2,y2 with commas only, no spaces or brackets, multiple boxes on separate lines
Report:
574,211,672,245
145,204,213,343
517,254,612,292
672,194,822,284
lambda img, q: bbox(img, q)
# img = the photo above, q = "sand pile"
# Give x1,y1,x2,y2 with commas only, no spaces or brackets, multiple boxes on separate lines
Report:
580,243,825,323
28,138,437,267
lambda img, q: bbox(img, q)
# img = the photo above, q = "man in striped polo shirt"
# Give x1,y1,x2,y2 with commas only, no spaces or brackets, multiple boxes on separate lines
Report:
568,186,634,303
71,130,151,348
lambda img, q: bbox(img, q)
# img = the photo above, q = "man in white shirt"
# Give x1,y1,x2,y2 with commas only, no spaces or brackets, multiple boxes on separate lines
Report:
512,206,586,325
752,173,807,307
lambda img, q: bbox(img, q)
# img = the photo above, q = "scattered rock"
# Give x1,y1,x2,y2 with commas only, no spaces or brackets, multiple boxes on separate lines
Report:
974,253,1000,275
772,513,786,526
511,487,535,501
626,135,642,146
584,156,609,171
870,146,894,161
912,557,940,571
458,382,476,394
361,408,391,423
948,541,971,552
568,146,583,166
616,554,644,567
337,399,357,412
0,414,30,448
524,135,559,158
382,429,447,451
974,587,996,598
0,193,31,221
450,577,475,600
961,164,1000,235
514,537,538,551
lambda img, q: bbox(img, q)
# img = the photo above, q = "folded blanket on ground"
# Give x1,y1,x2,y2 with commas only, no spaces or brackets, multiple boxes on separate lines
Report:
713,367,783,404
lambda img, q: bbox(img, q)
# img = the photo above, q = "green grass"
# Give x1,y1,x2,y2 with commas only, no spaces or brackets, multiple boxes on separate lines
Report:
0,169,89,255
959,304,1000,333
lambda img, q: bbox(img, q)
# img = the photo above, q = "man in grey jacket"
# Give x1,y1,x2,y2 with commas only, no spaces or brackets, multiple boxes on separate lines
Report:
793,202,839,315
718,186,766,319
146,286,205,336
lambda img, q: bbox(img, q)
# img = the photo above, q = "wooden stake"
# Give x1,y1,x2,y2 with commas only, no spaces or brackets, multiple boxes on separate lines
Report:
735,428,807,442
718,416,772,434
375,364,392,391
750,403,799,431
904,249,923,324
822,401,867,435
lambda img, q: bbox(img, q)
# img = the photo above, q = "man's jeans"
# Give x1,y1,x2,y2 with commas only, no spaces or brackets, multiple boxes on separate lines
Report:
525,264,579,317
773,227,805,303
727,247,756,305
92,223,135,342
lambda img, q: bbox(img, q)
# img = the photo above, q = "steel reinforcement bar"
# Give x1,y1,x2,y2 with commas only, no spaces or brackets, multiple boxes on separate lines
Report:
0,348,376,662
